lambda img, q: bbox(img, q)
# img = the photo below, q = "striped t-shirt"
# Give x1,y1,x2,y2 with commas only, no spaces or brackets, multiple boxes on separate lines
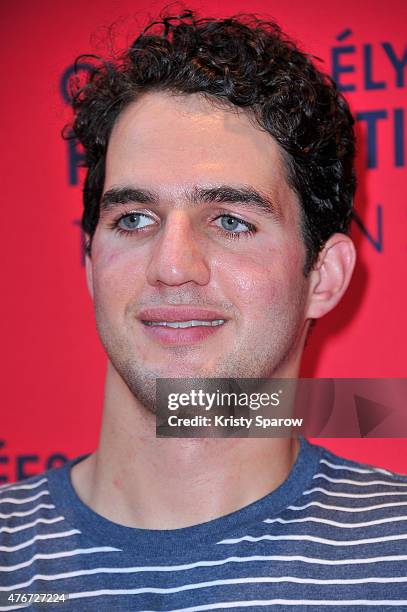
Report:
1,438,407,611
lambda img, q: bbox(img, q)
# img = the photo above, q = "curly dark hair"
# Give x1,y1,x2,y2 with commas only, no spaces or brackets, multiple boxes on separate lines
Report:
69,7,356,274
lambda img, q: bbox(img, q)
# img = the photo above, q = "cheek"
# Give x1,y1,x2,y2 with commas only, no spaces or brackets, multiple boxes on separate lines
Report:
214,245,305,313
92,243,144,309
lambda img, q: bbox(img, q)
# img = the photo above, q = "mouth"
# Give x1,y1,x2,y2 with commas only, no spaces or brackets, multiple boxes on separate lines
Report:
138,307,229,345
143,319,225,328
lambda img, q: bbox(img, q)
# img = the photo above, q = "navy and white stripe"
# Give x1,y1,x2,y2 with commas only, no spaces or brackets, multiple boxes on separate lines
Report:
1,439,406,611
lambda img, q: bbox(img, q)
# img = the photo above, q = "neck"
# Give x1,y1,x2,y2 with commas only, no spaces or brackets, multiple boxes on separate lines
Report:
71,362,301,530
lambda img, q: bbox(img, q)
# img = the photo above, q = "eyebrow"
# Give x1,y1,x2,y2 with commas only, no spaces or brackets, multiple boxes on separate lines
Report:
100,185,280,220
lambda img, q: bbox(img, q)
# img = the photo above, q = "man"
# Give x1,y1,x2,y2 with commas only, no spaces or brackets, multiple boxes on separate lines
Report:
1,9,406,611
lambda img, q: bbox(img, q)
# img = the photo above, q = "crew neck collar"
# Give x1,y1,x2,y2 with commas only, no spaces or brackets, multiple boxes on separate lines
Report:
46,437,323,559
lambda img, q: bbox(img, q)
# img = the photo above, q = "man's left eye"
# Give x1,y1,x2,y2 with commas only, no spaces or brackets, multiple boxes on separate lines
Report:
118,213,155,230
216,215,252,233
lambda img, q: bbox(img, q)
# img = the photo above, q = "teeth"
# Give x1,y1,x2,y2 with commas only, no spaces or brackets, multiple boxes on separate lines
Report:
145,319,225,328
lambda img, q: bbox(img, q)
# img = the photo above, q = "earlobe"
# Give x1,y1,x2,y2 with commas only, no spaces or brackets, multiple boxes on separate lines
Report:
306,233,356,320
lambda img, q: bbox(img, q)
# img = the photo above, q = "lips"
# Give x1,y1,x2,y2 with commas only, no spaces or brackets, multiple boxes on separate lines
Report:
138,307,229,323
144,320,224,328
138,306,229,345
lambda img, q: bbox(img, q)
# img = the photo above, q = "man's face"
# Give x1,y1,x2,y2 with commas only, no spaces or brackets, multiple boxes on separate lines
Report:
87,92,311,410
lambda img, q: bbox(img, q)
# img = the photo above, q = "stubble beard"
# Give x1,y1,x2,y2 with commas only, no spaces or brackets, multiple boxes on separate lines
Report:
95,311,305,416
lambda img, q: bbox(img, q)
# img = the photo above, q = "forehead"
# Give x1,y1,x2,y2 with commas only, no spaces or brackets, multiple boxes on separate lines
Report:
105,91,297,215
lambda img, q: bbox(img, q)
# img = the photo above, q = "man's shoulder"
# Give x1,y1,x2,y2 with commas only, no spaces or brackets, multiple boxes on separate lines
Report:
315,443,407,483
0,461,73,533
303,441,407,511
0,470,52,503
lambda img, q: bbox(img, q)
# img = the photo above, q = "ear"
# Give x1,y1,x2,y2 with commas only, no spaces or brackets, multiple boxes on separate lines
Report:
305,233,356,320
84,236,94,301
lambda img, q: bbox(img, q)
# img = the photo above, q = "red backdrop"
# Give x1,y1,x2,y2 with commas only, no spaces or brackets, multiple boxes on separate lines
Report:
1,0,406,483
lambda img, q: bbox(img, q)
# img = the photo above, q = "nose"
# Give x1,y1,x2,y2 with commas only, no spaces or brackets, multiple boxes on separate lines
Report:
146,211,211,287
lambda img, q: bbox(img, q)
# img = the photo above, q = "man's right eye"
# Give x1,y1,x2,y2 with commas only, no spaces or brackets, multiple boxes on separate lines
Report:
116,212,155,232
